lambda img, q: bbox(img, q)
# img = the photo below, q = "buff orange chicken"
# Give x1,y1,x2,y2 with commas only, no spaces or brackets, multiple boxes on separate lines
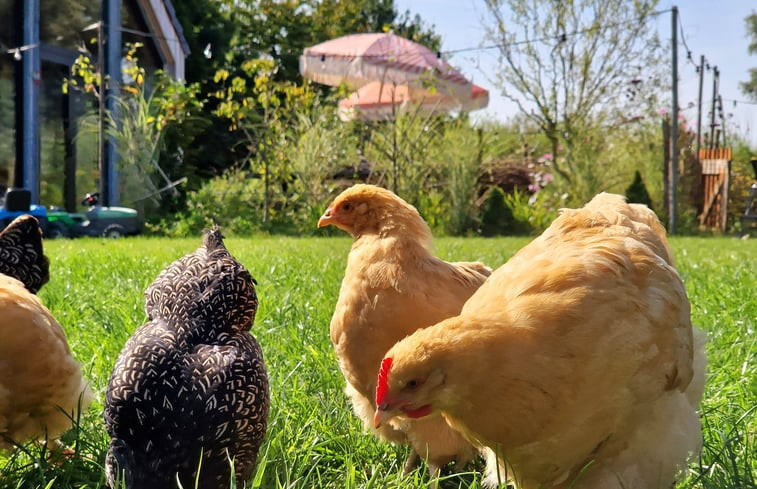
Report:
375,193,706,489
0,215,93,451
319,184,492,478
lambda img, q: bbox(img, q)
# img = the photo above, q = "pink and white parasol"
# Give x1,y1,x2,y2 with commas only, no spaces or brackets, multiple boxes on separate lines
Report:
337,82,489,121
300,32,473,99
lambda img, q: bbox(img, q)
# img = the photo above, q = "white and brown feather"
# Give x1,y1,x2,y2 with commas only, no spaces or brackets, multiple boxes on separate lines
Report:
104,228,269,489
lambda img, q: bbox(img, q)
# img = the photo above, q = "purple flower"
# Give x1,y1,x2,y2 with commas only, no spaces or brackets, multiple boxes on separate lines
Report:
528,184,540,192
542,173,554,183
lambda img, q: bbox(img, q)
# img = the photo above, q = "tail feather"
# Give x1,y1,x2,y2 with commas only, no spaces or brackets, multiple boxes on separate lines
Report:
581,192,673,265
450,261,493,287
202,226,227,253
686,326,708,408
105,438,135,489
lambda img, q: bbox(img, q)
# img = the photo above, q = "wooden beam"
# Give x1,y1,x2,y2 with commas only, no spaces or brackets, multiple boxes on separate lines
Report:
699,174,724,226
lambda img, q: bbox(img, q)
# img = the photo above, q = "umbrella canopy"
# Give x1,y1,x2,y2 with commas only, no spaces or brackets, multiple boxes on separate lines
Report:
337,82,489,122
300,32,472,99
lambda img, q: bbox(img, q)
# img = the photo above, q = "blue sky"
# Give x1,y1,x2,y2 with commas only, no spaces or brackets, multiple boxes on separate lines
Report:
395,0,757,147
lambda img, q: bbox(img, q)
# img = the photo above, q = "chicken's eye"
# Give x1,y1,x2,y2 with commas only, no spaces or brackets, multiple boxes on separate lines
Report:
406,379,420,389
342,203,352,211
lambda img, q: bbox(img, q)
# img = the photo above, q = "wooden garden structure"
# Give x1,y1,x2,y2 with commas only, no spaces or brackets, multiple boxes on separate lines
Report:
698,148,731,231
743,158,757,233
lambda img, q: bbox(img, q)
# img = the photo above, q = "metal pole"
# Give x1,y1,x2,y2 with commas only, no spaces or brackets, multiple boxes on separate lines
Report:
103,0,121,206
63,86,78,212
12,0,23,190
16,0,40,203
670,6,679,234
97,21,106,205
695,55,704,163
718,94,726,148
709,67,718,150
694,55,705,214
662,117,670,214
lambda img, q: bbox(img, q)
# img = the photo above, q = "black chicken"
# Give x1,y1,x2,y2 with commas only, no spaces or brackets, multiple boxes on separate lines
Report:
0,214,50,293
104,227,269,489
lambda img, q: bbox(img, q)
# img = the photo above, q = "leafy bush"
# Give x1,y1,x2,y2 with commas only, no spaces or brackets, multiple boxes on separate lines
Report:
479,186,517,236
728,144,757,233
362,106,444,208
504,189,563,235
625,170,654,209
535,118,666,211
285,110,359,233
154,169,263,236
155,105,363,237
436,121,484,235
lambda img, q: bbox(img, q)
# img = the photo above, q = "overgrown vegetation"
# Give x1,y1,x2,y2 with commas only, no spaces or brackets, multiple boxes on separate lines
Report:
152,102,757,237
33,0,754,238
63,39,752,238
0,235,754,488
63,43,203,213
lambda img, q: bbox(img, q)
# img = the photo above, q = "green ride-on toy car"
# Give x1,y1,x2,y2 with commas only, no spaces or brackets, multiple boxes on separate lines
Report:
46,193,143,238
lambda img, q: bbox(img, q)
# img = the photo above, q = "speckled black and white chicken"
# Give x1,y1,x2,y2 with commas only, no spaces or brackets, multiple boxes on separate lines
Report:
104,227,269,489
0,215,93,451
0,214,50,293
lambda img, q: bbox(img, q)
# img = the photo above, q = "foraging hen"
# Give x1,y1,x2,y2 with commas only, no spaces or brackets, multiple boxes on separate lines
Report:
0,214,50,293
375,193,706,489
105,228,269,489
0,215,93,451
318,184,491,477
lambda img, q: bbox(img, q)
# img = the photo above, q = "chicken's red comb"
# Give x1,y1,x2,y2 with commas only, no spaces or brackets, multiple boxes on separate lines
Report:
376,357,393,405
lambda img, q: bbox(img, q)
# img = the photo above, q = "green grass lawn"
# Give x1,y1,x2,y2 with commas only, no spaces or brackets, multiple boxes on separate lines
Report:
0,235,755,489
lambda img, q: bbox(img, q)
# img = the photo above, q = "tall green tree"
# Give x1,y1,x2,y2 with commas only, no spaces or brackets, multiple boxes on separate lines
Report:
212,59,315,223
741,12,757,100
481,0,666,186
308,0,442,53
170,0,235,85
169,0,443,183
167,0,238,180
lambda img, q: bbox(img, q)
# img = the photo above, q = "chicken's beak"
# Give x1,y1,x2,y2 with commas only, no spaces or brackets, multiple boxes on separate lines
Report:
373,404,395,429
317,206,334,228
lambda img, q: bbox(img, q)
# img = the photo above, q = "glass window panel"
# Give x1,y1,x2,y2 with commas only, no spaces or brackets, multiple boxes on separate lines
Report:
39,0,100,51
0,58,14,193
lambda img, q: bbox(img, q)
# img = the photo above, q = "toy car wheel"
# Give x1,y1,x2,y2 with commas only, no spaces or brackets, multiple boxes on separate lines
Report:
46,222,68,239
103,224,126,238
